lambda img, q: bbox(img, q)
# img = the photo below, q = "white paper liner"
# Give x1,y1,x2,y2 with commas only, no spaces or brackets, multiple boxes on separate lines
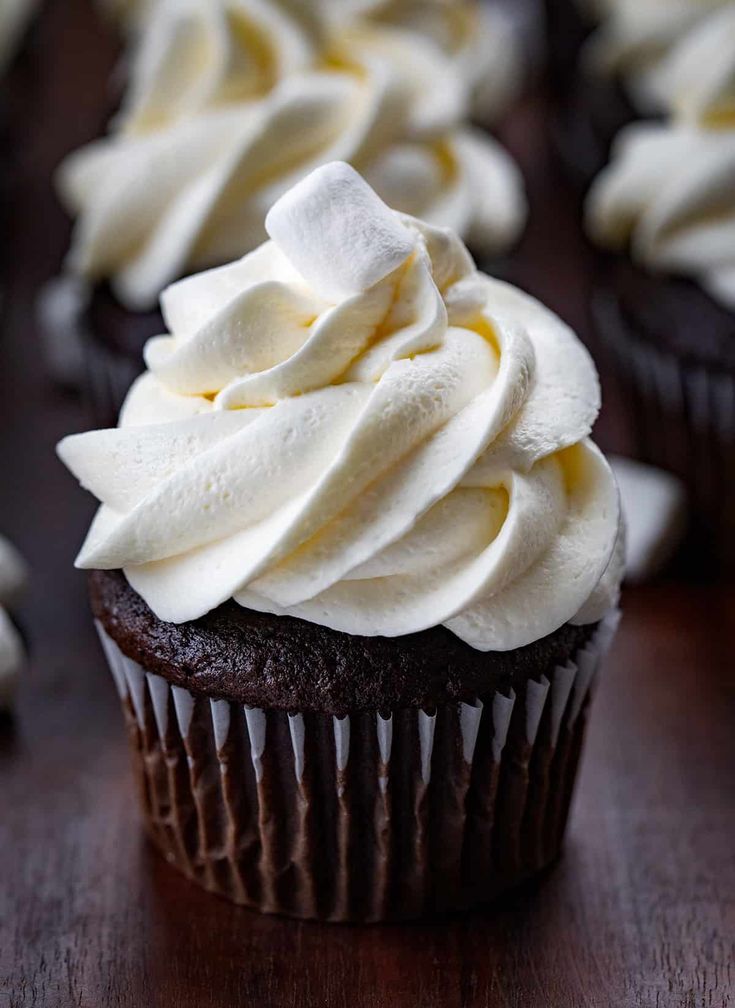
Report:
95,612,619,921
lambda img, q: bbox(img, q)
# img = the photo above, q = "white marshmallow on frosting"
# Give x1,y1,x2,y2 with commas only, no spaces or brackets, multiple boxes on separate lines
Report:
265,163,416,303
610,456,687,583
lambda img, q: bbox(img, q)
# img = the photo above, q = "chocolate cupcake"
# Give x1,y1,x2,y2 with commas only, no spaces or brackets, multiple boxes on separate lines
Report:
585,5,735,571
546,0,728,190
58,163,622,921
54,0,526,424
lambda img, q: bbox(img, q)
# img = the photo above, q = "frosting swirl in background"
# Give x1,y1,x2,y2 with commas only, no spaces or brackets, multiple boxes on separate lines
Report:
58,0,526,310
58,163,622,651
583,0,732,112
650,4,735,126
586,5,735,308
327,0,523,126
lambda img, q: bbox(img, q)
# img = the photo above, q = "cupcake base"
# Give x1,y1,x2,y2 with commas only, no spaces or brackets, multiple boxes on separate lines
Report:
97,614,618,922
593,277,735,573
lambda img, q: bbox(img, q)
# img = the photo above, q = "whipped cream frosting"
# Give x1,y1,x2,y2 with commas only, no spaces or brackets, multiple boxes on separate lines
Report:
329,0,522,126
650,4,735,125
119,0,324,133
58,0,525,311
586,122,735,308
583,0,731,111
59,163,621,651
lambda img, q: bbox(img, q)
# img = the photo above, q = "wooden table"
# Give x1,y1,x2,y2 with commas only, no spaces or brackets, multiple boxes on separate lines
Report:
1,3,734,1005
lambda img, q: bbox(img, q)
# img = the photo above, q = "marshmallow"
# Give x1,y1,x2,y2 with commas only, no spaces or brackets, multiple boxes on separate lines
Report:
265,162,415,302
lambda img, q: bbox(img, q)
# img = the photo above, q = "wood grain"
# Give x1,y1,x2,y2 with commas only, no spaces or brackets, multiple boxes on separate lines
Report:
1,2,733,1005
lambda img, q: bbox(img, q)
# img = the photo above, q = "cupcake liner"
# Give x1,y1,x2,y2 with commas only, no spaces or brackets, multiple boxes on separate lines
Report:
96,613,619,922
593,291,735,571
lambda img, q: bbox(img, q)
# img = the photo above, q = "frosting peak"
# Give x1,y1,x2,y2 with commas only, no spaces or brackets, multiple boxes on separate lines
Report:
59,164,621,650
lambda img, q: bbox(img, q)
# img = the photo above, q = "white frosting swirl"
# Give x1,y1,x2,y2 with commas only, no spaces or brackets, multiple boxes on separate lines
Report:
58,163,621,650
584,0,731,111
328,0,522,126
649,4,735,125
58,0,525,310
586,122,735,307
119,0,325,133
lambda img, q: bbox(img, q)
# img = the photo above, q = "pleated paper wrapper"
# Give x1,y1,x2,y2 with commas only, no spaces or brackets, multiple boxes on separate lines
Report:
96,613,619,922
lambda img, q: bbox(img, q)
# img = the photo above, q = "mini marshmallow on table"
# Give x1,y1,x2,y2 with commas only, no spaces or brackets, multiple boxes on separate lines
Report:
0,534,28,713
610,456,687,584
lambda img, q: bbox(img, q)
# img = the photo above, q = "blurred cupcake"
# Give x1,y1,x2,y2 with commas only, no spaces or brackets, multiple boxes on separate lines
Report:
585,4,735,571
55,0,526,424
58,163,622,921
547,0,731,188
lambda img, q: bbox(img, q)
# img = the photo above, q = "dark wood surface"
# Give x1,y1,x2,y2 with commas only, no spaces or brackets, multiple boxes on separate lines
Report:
1,2,734,1005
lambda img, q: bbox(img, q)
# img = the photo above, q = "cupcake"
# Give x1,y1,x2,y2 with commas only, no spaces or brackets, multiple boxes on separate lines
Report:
585,5,735,571
57,163,622,921
546,0,730,189
54,0,526,425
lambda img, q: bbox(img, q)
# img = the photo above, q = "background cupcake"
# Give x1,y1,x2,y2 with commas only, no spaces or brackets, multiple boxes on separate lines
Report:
53,0,527,424
585,4,735,571
58,163,622,921
546,0,732,189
